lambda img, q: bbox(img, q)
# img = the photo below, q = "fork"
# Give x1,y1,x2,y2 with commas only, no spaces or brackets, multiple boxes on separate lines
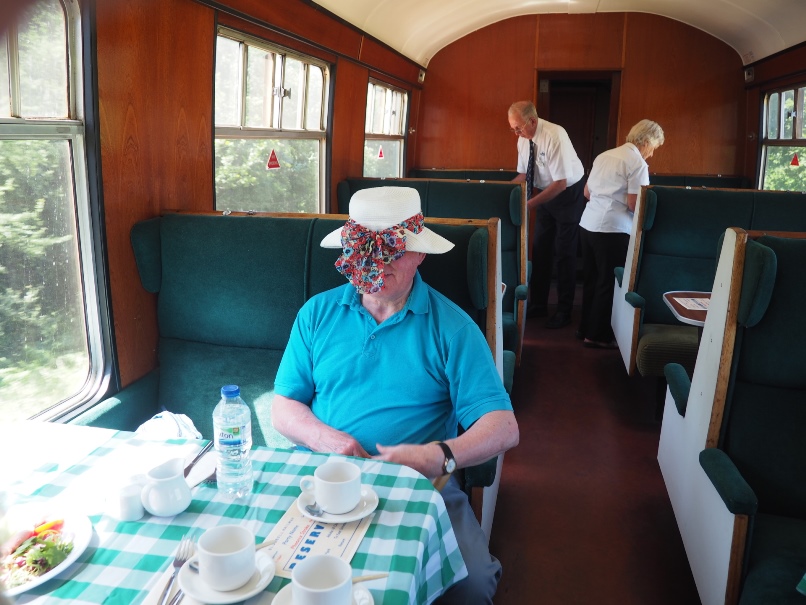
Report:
158,537,194,605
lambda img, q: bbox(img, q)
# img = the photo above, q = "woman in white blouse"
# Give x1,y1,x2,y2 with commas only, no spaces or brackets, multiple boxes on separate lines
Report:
578,119,665,348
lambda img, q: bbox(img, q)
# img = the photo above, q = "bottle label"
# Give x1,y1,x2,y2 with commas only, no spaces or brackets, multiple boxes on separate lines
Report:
216,426,246,447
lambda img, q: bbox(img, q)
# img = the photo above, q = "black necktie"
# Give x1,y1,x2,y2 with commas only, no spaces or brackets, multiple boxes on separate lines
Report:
526,141,535,200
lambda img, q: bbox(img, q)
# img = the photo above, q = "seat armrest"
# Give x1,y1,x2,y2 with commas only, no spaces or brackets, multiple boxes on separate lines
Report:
614,266,624,288
70,370,161,431
502,350,515,394
461,456,498,491
624,291,646,309
699,448,758,516
514,284,528,301
664,363,691,416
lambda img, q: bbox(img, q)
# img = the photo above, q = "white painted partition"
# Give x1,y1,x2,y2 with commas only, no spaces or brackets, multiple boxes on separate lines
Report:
611,188,648,375
657,228,743,605
482,219,505,544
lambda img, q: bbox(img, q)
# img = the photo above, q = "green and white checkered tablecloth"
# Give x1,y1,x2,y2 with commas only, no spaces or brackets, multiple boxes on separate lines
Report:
2,427,467,604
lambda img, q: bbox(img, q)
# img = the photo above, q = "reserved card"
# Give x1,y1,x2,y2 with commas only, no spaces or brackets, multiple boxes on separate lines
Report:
673,296,710,311
261,497,373,579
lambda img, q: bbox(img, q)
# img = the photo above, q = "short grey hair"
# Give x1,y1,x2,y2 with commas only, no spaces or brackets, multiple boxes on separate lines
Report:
626,119,665,149
508,101,538,121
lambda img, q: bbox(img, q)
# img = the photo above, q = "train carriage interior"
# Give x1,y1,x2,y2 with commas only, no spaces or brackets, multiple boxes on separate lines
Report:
3,0,806,603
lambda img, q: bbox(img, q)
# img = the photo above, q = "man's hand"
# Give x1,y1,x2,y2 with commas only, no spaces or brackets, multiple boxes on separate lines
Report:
318,431,371,458
272,394,370,458
374,443,444,479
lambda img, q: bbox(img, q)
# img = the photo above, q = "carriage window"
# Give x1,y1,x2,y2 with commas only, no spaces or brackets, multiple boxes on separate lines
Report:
363,80,408,178
761,86,806,191
214,30,329,213
0,0,103,420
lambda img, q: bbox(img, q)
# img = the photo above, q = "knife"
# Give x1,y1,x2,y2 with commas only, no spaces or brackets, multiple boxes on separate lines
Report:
184,441,214,478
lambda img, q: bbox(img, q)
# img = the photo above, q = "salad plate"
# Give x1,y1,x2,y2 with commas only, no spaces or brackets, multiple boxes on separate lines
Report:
2,514,93,596
296,486,378,524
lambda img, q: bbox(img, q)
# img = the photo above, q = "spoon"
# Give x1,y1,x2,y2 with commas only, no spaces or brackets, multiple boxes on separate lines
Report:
304,501,324,517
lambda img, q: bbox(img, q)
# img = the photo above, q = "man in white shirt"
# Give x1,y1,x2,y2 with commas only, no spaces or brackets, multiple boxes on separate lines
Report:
508,101,585,329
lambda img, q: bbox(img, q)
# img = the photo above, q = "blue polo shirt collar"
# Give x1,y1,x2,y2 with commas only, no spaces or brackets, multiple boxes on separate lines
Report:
340,270,429,317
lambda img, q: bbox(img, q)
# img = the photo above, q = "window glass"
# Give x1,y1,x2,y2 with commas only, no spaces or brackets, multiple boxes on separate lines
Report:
305,66,323,130
768,93,779,139
215,37,241,127
0,35,9,118
762,145,805,191
0,0,101,420
363,140,402,179
215,31,328,213
782,90,795,139
363,80,407,178
281,57,304,130
800,87,806,139
17,0,67,118
245,46,273,129
0,140,90,419
215,138,320,212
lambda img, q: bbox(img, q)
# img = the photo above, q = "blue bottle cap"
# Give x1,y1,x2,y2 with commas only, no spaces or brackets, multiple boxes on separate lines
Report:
221,385,240,397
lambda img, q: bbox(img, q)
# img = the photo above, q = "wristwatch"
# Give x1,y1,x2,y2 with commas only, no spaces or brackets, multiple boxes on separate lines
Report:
435,441,457,475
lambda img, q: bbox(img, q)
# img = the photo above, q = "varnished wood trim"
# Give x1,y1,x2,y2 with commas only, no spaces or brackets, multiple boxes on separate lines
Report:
724,514,749,605
706,228,746,448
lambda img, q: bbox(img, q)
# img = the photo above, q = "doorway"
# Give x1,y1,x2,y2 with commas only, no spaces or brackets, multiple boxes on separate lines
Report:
536,71,621,175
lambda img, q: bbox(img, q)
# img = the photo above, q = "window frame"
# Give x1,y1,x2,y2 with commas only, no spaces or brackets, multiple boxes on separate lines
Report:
363,78,409,178
0,0,110,421
759,83,806,191
214,27,330,213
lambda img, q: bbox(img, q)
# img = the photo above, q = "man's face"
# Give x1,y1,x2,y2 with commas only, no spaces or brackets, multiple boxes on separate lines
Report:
508,112,536,140
373,250,425,298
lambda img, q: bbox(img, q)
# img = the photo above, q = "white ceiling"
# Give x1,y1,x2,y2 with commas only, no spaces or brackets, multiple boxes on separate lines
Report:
312,0,805,67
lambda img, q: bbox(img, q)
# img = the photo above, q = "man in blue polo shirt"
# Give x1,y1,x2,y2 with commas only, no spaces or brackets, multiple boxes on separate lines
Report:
272,186,519,604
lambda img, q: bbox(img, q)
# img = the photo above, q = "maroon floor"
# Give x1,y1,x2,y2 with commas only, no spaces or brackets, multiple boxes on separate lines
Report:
489,304,701,605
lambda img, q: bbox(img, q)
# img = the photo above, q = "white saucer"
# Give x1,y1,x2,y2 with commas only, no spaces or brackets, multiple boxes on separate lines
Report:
273,583,374,605
297,486,379,523
176,551,275,605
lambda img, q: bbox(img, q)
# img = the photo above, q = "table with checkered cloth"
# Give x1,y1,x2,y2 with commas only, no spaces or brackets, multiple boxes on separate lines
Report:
2,425,467,604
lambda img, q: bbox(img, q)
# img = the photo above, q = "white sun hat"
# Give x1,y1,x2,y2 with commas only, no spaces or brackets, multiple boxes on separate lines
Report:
320,186,454,254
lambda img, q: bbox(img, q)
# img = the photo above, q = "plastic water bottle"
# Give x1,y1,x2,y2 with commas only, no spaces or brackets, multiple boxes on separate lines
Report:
212,384,253,498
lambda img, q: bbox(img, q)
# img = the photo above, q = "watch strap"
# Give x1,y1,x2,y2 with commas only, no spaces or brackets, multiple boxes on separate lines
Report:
434,441,455,475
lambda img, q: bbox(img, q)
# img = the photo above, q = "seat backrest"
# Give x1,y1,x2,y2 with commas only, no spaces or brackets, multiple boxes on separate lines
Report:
336,177,525,325
408,168,519,181
634,186,754,324
721,234,806,517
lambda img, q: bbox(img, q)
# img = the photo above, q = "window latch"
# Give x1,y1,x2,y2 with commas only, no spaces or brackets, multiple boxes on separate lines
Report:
273,86,290,99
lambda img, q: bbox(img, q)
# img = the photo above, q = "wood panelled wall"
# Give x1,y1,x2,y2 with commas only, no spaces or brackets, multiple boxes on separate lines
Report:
416,13,746,176
97,0,424,386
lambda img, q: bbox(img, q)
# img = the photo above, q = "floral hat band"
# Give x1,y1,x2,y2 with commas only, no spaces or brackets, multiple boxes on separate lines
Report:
334,213,424,294
320,186,454,293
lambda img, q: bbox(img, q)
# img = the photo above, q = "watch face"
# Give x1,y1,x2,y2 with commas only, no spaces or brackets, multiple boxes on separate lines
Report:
445,458,457,474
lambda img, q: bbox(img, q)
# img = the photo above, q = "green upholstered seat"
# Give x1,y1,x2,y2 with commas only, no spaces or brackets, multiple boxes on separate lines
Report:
697,234,806,604
72,212,503,492
616,186,806,380
636,323,699,377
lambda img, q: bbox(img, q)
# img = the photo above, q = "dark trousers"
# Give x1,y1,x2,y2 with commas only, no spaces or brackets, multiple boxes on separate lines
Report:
530,178,586,315
579,228,629,342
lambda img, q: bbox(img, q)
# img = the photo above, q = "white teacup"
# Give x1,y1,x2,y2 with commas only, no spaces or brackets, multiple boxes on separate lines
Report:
197,524,256,592
292,554,352,605
299,459,361,515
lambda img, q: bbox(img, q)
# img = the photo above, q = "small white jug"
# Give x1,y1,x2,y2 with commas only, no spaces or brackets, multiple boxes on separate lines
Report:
140,458,192,516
